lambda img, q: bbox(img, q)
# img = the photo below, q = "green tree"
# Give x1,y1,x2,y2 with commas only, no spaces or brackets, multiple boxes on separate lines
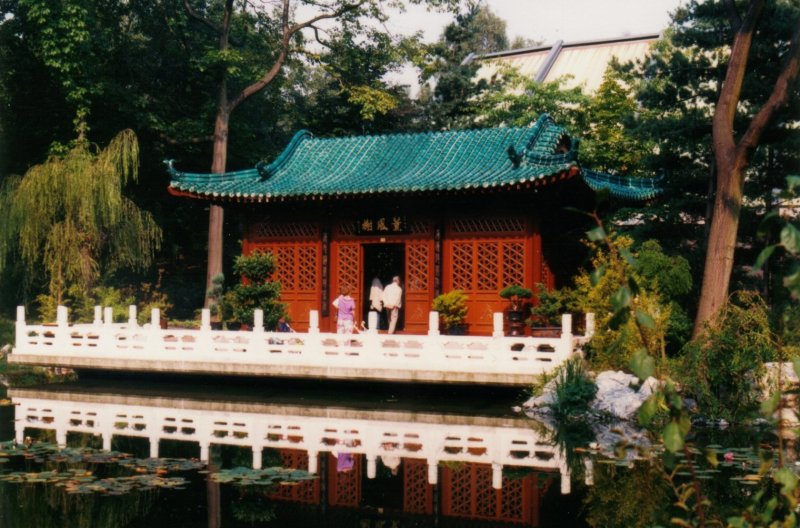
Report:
0,130,162,310
173,0,457,308
418,1,510,129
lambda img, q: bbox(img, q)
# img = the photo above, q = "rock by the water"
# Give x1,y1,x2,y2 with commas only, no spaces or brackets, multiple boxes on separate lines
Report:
522,370,659,422
592,371,659,421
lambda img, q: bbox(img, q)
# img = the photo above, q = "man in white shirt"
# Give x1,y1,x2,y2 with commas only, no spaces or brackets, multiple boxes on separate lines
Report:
382,276,403,334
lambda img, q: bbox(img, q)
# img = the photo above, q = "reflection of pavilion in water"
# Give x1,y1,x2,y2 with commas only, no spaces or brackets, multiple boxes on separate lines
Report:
10,383,577,526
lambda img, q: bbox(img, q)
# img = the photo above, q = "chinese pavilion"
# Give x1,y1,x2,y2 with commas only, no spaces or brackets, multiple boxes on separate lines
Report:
168,114,661,334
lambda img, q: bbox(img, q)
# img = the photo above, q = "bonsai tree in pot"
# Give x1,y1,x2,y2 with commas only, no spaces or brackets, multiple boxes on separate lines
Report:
220,250,287,330
529,283,575,337
499,284,533,336
432,290,469,335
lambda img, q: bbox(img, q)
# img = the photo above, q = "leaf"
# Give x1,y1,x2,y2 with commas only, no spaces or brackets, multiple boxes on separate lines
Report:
760,391,780,417
635,309,655,329
638,394,659,425
787,175,800,192
752,245,776,272
630,349,655,381
663,420,685,453
610,285,631,312
586,226,606,242
607,309,629,330
793,357,800,380
780,224,800,254
705,448,719,468
620,248,637,266
590,265,606,286
774,467,798,494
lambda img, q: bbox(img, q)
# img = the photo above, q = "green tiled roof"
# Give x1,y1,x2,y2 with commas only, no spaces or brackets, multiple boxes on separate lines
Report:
582,170,665,200
167,114,663,201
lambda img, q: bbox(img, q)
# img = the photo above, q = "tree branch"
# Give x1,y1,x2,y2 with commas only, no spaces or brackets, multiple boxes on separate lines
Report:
736,18,800,162
722,0,742,33
183,0,242,47
711,0,765,158
227,0,368,112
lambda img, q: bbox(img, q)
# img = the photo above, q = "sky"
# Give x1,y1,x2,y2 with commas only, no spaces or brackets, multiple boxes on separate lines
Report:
384,0,684,44
379,0,685,93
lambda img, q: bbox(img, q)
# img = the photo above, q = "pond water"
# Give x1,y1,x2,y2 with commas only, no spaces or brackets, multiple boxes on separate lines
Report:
0,376,788,527
0,377,587,527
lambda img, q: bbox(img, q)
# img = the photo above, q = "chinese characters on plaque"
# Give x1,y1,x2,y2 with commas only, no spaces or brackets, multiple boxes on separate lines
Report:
357,215,407,235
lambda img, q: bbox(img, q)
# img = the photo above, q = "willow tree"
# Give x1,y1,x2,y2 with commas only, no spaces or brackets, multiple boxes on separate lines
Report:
0,130,162,311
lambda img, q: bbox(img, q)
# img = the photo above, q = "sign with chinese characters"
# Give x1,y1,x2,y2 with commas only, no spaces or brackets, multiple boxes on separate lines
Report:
357,215,408,235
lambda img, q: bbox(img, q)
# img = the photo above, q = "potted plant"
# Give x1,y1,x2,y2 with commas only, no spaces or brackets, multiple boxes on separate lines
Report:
499,284,533,336
529,283,572,337
432,290,469,335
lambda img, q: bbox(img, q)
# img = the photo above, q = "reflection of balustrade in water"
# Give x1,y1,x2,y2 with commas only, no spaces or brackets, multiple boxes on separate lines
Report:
10,386,574,494
10,305,594,386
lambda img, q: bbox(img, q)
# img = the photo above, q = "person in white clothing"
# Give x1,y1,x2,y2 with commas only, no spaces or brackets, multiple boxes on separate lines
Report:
382,276,403,334
369,277,383,311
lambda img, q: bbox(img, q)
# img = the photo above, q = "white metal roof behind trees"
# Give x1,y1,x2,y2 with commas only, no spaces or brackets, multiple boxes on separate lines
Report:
473,34,659,93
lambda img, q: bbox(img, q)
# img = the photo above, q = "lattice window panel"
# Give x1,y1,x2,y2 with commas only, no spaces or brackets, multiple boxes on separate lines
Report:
336,221,358,236
500,477,526,522
406,243,430,293
451,243,474,291
268,450,319,504
275,247,296,290
297,246,318,291
328,453,361,508
448,465,473,516
451,216,525,234
403,459,433,514
474,465,496,519
502,241,526,287
336,244,360,294
410,219,433,234
252,221,319,239
476,242,500,291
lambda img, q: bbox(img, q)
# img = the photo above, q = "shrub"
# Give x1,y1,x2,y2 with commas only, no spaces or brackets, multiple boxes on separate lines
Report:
431,290,468,330
678,291,776,421
551,357,597,418
220,251,287,329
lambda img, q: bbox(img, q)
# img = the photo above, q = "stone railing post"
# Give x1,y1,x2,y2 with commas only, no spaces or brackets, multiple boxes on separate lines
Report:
428,312,440,336
558,314,573,362
490,312,506,369
103,307,113,326
128,305,138,327
585,312,595,339
149,308,161,355
199,309,212,356
492,463,503,490
93,306,102,326
252,309,264,333
56,305,69,351
15,306,25,352
308,310,319,334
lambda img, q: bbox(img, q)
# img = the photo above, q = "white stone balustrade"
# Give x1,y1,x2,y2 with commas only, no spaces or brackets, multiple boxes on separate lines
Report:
10,305,594,386
11,391,573,493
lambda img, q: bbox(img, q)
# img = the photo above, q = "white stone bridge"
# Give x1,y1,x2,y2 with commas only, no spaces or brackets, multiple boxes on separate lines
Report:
9,305,593,387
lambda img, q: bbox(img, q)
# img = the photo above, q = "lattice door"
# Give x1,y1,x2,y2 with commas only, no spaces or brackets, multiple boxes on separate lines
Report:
441,463,533,524
403,459,433,514
403,240,434,334
247,242,320,330
444,215,532,334
327,453,362,508
267,449,320,504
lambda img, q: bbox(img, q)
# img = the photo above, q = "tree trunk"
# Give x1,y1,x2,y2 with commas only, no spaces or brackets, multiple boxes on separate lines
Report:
205,86,230,307
693,155,743,338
